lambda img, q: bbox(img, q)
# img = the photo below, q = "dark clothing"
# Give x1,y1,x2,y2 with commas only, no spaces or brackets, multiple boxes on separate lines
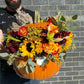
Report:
0,7,35,33
0,7,40,84
0,72,40,84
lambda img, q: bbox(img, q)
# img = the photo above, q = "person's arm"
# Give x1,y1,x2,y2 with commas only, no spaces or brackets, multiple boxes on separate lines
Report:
0,30,9,60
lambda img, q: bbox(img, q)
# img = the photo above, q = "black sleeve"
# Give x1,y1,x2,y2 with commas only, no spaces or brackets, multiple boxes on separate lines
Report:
0,8,3,30
0,8,5,31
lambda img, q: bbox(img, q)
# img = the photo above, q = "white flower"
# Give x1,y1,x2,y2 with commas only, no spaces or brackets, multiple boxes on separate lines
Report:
36,56,46,65
48,26,51,31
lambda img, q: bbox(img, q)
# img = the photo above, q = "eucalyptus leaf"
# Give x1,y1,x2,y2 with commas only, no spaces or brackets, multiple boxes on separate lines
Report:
26,66,30,73
0,53,9,57
28,58,37,67
30,66,34,72
45,48,52,54
27,58,37,73
41,59,49,66
7,57,15,66
59,53,66,57
59,57,64,62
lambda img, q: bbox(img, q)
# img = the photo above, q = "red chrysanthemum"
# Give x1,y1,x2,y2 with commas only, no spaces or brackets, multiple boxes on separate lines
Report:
6,40,20,53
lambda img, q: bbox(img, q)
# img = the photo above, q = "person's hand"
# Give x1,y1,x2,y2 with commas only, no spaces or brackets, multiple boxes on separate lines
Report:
0,29,3,50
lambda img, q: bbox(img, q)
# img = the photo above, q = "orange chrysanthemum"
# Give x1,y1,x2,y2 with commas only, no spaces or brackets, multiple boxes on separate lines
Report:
43,43,61,55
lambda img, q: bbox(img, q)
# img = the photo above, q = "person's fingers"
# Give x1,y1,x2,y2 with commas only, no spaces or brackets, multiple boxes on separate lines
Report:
0,29,3,43
0,44,3,50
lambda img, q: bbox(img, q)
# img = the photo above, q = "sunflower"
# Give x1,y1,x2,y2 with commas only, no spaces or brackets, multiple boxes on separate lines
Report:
19,39,35,58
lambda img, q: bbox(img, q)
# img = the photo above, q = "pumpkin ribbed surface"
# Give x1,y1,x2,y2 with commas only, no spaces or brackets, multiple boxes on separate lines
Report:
24,22,48,29
13,54,62,80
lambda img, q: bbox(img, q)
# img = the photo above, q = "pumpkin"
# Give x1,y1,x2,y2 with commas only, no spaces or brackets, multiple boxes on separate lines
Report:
13,22,62,80
24,22,58,33
13,54,62,80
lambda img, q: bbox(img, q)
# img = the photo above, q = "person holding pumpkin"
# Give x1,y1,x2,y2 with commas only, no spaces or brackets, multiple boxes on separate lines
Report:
0,0,40,84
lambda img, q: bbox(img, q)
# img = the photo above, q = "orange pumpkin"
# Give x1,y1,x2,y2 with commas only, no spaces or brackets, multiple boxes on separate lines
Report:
13,54,62,80
13,22,61,80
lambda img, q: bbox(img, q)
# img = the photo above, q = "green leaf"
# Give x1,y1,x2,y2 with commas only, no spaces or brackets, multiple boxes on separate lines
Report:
26,66,30,73
59,52,66,62
72,15,78,20
47,32,54,41
0,53,9,57
58,15,61,21
7,35,21,42
57,22,62,31
45,48,52,54
34,36,38,38
34,11,40,23
7,28,11,32
70,43,76,51
27,58,37,73
38,11,40,23
41,59,49,66
51,17,57,25
7,56,15,66
59,53,66,57
59,57,64,62
56,10,61,15
28,58,37,67
61,16,66,21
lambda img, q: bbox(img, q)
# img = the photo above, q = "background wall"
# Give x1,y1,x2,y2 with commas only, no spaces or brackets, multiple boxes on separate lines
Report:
0,0,84,84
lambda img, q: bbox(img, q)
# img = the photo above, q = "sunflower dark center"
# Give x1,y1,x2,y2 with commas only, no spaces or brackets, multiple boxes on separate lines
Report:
26,43,32,52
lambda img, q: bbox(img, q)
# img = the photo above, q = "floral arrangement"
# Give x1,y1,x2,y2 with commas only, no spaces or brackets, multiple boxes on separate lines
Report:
0,11,78,80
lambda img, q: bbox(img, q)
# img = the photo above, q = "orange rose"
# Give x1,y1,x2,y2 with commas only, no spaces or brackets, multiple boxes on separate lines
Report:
18,26,28,36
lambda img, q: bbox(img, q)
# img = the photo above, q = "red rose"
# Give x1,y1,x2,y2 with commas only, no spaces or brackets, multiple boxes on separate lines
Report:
18,26,28,36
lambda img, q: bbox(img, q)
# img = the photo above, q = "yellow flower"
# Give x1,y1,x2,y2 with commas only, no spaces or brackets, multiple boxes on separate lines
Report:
19,39,35,58
35,42,43,54
58,45,62,53
63,37,72,52
69,31,74,37
6,38,10,47
40,20,43,22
